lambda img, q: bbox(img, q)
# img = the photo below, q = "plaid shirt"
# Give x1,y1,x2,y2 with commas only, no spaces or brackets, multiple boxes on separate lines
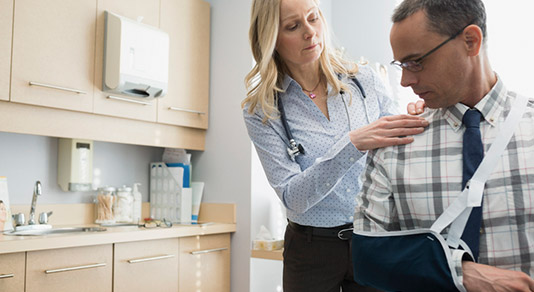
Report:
354,78,534,277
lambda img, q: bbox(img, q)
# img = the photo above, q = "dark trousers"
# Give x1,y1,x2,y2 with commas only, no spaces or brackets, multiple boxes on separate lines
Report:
283,223,381,292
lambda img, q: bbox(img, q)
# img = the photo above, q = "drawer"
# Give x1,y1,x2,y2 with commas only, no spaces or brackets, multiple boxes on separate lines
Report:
114,238,179,292
0,252,25,292
179,234,231,292
26,244,112,292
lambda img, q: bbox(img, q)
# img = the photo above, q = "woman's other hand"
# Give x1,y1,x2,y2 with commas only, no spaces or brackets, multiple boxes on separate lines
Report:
407,100,425,115
349,115,429,151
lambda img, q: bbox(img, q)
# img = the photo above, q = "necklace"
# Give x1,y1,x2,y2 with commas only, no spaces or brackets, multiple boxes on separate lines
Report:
301,77,322,99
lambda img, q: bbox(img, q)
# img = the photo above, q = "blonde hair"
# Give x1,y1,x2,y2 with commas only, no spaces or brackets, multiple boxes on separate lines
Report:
242,0,359,121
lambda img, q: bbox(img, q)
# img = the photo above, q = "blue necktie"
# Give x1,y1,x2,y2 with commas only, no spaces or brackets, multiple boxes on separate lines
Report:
461,109,484,261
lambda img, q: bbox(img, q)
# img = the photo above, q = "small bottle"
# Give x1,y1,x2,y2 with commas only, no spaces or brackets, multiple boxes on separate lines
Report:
114,185,133,223
132,183,142,224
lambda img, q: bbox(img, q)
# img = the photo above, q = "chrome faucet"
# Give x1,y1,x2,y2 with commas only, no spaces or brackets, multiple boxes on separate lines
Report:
28,181,42,225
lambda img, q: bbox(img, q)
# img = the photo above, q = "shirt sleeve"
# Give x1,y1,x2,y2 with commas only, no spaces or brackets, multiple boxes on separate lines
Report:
366,65,400,118
243,108,365,214
353,148,400,232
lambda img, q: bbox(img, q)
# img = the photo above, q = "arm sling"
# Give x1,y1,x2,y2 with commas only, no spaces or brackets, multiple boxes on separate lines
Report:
352,94,529,292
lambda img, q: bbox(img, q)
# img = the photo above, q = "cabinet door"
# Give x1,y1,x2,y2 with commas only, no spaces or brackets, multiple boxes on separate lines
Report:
158,0,210,129
0,252,25,292
26,244,112,292
179,234,231,292
11,0,95,112
114,238,179,292
0,0,13,101
93,0,160,122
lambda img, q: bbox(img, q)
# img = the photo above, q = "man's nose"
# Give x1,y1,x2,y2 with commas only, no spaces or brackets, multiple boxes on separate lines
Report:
400,69,417,88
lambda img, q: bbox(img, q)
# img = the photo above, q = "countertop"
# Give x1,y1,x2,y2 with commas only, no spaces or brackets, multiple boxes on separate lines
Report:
0,222,236,254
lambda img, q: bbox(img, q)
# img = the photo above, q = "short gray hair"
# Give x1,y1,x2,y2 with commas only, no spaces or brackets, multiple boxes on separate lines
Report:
392,0,487,42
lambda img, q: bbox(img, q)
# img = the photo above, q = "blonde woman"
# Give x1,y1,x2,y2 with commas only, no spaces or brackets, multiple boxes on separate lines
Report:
242,0,428,290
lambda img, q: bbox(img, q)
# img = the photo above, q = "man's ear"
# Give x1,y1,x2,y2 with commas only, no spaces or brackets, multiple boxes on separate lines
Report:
463,24,483,57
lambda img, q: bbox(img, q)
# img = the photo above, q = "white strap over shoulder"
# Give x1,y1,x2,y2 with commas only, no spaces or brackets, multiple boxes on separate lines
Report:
430,94,529,248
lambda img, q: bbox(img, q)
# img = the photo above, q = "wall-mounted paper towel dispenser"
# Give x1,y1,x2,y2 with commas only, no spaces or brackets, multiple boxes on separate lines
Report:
103,11,169,99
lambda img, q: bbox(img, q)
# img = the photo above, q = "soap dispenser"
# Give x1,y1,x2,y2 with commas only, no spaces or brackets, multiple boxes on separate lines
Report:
57,138,93,192
132,183,142,224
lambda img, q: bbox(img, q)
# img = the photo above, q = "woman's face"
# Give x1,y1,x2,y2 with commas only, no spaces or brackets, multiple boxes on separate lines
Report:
276,0,324,70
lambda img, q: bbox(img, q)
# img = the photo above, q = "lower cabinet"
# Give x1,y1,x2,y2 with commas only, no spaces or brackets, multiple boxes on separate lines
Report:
1,233,231,292
179,234,231,292
0,252,25,292
114,238,179,292
25,244,113,292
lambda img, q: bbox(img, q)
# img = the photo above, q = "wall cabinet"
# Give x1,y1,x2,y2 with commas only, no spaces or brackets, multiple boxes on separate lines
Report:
0,0,13,101
114,238,179,292
0,252,25,292
11,0,96,112
179,234,231,292
26,244,113,292
158,0,210,129
92,0,161,122
1,0,210,150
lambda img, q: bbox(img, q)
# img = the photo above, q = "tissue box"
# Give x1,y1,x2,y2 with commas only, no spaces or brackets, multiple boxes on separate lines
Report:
253,239,284,251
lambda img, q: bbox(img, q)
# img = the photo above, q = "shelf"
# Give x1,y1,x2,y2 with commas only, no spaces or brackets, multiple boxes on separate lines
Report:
250,249,283,261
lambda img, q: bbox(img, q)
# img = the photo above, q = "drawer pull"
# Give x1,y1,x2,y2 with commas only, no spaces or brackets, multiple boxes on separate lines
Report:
107,95,152,105
29,81,87,95
0,273,14,279
169,107,205,115
127,254,175,264
190,247,228,255
45,263,106,274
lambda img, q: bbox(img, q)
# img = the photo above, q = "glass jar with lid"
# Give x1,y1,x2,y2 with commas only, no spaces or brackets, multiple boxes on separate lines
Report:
95,186,116,224
114,185,133,223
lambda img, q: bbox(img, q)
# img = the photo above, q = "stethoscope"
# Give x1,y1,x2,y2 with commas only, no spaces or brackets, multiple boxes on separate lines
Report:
278,77,368,161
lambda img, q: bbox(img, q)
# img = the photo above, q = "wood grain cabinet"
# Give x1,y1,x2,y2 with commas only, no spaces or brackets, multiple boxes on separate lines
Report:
10,0,96,112
0,252,25,292
25,244,112,292
158,0,210,129
0,0,13,101
92,0,160,122
114,238,179,292
179,234,231,292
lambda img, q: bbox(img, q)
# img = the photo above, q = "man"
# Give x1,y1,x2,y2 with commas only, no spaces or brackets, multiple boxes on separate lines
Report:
352,0,534,291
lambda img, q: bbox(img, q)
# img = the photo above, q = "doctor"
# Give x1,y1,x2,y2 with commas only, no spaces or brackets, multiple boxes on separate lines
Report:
242,0,428,291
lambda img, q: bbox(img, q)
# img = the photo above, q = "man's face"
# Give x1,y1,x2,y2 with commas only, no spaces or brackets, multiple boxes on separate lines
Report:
390,11,468,109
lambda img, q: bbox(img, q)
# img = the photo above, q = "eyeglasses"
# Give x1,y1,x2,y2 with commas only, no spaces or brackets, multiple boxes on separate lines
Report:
390,22,472,72
138,218,173,228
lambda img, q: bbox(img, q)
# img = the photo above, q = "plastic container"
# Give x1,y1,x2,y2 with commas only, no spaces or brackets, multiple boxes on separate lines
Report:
95,186,116,224
114,185,133,223
132,183,142,224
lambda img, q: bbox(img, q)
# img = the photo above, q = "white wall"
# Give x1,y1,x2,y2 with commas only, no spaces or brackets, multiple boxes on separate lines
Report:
0,131,162,205
192,1,253,291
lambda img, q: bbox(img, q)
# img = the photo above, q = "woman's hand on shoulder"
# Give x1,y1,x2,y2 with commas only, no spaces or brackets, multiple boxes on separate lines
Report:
407,99,425,115
349,115,429,151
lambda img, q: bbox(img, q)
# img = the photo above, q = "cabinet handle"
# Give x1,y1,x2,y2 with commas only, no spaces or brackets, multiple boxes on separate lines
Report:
168,107,206,115
0,274,14,279
107,95,152,105
45,263,106,274
190,247,228,255
127,254,175,264
29,81,87,95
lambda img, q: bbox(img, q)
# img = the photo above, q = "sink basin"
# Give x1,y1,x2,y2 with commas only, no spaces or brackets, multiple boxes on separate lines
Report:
4,226,107,236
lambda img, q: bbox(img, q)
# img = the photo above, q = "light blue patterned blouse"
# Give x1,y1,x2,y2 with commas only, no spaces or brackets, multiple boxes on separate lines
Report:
243,64,398,227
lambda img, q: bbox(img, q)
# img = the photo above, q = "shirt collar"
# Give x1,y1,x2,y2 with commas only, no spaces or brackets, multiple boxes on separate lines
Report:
442,76,507,131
